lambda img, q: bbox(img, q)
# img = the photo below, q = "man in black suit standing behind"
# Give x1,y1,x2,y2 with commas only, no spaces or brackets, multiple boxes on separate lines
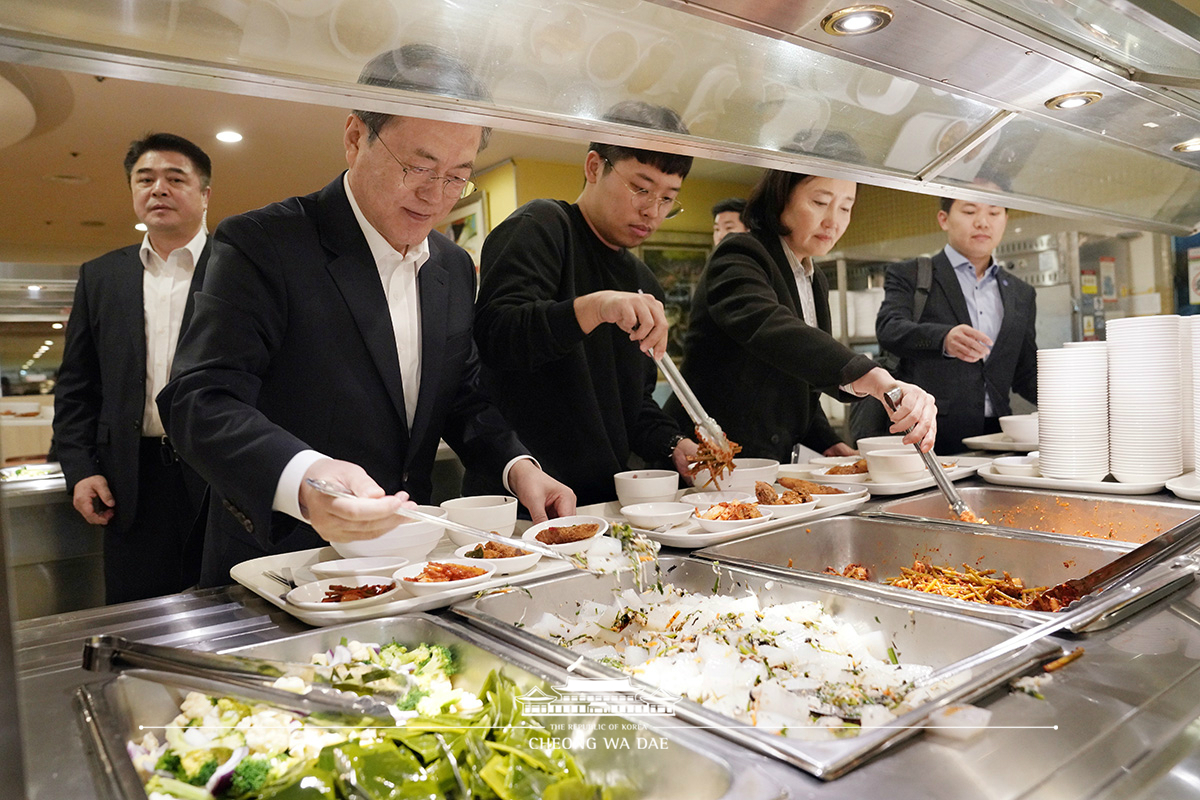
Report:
160,46,574,587
876,196,1037,453
55,132,212,603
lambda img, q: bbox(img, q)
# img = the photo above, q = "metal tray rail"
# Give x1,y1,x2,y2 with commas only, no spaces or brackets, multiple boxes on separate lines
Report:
76,614,792,800
692,516,1199,632
452,556,1064,780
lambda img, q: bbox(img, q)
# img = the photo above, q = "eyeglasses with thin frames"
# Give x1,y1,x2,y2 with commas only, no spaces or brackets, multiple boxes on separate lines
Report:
367,124,478,200
603,157,683,219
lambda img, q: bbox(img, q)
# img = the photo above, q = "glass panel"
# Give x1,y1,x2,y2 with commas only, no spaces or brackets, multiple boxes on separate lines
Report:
934,116,1200,229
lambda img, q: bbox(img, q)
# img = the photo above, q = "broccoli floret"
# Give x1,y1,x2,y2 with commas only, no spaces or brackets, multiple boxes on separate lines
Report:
180,750,219,786
144,775,212,800
425,644,459,676
189,758,218,786
155,751,184,779
226,756,271,797
395,686,429,711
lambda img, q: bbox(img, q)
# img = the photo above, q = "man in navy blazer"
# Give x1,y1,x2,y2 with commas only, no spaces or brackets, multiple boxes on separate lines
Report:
876,196,1038,453
55,133,212,603
159,45,574,586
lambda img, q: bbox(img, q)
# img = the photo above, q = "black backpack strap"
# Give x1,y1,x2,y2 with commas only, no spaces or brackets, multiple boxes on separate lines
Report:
913,255,934,321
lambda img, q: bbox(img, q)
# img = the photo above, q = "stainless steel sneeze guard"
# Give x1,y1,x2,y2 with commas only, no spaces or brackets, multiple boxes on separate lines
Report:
75,613,793,800
452,556,1064,780
692,515,1200,631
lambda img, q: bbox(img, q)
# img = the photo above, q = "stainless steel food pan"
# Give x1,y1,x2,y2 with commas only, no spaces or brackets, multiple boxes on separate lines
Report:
694,516,1196,631
76,614,791,800
871,486,1200,545
453,556,1063,780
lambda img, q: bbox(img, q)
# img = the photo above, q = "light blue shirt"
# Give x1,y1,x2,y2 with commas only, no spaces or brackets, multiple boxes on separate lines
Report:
945,244,1004,416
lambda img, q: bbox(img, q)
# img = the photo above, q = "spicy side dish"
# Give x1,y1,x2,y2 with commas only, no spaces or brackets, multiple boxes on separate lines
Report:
401,561,487,583
778,477,847,496
825,458,868,475
463,540,529,559
535,522,600,544
697,501,762,521
321,582,394,603
686,428,742,488
828,559,1049,609
755,481,812,506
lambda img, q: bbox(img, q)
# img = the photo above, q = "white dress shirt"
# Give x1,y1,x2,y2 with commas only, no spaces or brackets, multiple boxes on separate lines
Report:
944,243,1004,416
780,237,818,327
140,227,206,437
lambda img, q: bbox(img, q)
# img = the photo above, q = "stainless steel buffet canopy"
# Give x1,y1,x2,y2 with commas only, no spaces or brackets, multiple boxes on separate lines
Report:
0,0,1199,232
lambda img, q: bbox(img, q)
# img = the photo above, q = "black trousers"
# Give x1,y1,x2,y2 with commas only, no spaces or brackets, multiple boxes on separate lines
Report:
102,438,205,604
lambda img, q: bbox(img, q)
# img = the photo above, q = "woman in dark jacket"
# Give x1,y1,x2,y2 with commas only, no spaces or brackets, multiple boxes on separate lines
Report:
669,169,937,463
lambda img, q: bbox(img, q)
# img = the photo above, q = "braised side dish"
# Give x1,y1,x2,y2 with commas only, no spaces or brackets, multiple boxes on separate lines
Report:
464,540,530,559
698,501,762,521
321,582,394,603
778,476,847,496
826,458,868,475
402,561,487,583
536,522,601,544
824,563,871,581
832,559,1049,609
687,428,742,488
755,481,812,505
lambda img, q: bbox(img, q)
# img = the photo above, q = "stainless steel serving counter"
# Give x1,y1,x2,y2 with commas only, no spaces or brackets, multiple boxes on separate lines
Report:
16,478,1200,799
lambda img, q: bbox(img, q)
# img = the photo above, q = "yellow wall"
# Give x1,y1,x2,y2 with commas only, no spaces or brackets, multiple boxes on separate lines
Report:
838,185,1034,249
474,160,517,235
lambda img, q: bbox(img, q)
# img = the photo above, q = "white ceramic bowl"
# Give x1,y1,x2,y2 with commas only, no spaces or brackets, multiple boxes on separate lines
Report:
855,435,909,454
992,455,1040,477
330,505,446,560
695,506,773,532
722,458,780,492
453,543,541,575
523,515,610,555
776,464,816,480
680,490,756,509
620,502,694,529
999,414,1039,443
393,559,497,596
614,469,679,506
810,484,870,507
440,495,519,546
285,575,403,610
863,449,927,483
309,556,410,579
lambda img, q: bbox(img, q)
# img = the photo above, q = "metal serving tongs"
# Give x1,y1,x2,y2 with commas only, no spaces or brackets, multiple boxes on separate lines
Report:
81,634,405,719
304,478,659,579
653,348,735,462
882,386,985,524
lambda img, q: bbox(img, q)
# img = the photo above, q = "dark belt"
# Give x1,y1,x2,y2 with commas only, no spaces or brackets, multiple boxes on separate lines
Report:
141,434,179,466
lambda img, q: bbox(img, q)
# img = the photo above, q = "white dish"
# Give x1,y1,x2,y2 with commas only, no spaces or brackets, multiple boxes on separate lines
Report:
394,559,497,596
960,432,1038,452
0,462,63,482
863,457,991,495
863,449,927,483
998,413,1039,443
620,501,694,529
614,468,679,506
810,484,871,507
977,464,1167,495
522,515,609,554
855,435,909,454
722,458,780,492
1166,472,1200,502
695,506,774,532
810,465,871,483
330,504,446,560
754,496,818,517
679,490,756,508
776,464,816,480
440,494,519,545
640,494,869,547
309,556,410,579
284,575,402,610
453,543,541,575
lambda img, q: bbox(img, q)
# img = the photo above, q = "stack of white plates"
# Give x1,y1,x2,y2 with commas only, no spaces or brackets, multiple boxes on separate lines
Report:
1191,316,1200,472
1107,315,1183,483
1037,344,1108,481
1183,316,1196,473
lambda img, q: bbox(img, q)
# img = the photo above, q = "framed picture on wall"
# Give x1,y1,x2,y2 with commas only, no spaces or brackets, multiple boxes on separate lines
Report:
437,192,488,268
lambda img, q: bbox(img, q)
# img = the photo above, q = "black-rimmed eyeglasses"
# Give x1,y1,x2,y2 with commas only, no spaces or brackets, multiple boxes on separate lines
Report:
603,158,683,219
368,124,478,200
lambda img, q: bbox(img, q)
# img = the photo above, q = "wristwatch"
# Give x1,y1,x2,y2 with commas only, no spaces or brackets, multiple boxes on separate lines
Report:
665,433,686,457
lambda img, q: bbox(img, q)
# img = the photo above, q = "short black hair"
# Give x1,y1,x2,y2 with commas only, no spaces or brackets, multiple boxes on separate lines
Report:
589,100,693,179
939,196,1008,213
743,170,817,237
711,197,746,218
123,133,212,187
354,44,493,149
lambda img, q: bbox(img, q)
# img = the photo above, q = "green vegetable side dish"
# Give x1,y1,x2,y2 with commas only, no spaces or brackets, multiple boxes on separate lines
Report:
130,640,627,800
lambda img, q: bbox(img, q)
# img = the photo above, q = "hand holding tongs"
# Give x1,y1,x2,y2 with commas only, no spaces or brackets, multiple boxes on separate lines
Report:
653,348,735,458
882,386,984,524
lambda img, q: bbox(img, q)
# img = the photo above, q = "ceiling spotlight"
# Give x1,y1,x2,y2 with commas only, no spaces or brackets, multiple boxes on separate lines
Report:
821,5,893,35
135,223,148,232
1173,139,1200,153
52,322,63,330
1143,122,1160,128
27,284,41,292
43,340,53,346
216,130,243,143
1044,91,1102,110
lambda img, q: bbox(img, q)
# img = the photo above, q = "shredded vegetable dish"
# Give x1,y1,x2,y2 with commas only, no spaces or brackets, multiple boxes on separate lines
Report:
832,560,1048,609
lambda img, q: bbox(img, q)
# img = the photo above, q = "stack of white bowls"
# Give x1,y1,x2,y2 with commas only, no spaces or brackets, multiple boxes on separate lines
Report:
1107,315,1183,483
1036,344,1109,481
1183,316,1196,473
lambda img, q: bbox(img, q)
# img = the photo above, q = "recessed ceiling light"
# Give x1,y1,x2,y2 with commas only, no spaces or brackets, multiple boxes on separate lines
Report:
1143,122,1160,128
821,5,893,35
1044,91,1102,110
1173,139,1200,153
135,223,148,232
43,340,53,346
27,284,41,292
51,323,63,330
216,130,243,143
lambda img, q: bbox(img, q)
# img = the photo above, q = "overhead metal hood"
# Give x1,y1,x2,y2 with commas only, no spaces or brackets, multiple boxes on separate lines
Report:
0,0,1198,232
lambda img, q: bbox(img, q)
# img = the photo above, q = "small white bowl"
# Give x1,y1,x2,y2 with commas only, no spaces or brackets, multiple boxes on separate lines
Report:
809,455,862,467
776,464,816,480
285,575,403,610
523,515,610,554
999,413,1039,443
863,449,927,483
393,559,497,596
992,455,1040,477
755,494,817,517
440,495,519,546
695,506,773,532
614,469,679,506
680,491,756,509
723,458,781,492
856,435,909,454
309,556,410,579
453,543,541,575
330,505,446,560
620,502,694,529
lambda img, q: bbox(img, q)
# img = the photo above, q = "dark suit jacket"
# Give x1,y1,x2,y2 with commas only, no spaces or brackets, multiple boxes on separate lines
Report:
54,241,209,534
669,231,875,464
876,250,1038,452
159,174,527,586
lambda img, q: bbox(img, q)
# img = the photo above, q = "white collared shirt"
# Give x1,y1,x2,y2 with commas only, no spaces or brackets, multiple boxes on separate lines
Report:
780,236,818,327
944,243,1004,416
140,227,206,436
